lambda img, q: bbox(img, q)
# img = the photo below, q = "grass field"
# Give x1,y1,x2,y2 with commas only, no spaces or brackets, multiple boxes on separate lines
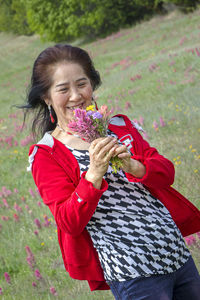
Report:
0,7,200,299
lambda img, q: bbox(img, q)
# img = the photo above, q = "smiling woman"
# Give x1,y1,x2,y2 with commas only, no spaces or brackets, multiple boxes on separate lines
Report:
20,44,101,138
20,44,200,300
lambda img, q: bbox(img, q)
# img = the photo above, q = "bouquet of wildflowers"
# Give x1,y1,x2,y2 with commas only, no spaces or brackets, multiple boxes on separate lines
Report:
68,105,123,173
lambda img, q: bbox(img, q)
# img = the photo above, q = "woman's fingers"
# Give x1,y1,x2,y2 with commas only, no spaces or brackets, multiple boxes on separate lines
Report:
90,137,117,156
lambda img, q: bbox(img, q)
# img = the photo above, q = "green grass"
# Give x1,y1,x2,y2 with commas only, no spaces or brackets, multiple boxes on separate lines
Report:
0,7,200,299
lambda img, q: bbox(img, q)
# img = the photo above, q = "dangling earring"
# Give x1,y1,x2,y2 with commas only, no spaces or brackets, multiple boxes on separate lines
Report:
92,96,98,110
48,104,55,123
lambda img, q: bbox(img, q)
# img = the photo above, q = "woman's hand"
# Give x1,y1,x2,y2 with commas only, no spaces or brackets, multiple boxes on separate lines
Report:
114,145,146,178
85,137,118,189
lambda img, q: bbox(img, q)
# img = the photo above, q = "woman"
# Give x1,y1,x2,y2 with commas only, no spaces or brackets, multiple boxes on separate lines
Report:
25,44,200,299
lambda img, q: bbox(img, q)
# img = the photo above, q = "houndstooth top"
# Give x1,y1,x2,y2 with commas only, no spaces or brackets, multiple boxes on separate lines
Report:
66,139,190,283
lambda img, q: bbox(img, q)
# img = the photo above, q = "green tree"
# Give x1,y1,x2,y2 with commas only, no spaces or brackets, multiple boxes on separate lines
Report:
24,0,163,42
0,0,32,35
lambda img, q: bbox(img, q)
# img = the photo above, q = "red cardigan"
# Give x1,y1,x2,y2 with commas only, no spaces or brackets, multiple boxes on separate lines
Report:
28,114,200,291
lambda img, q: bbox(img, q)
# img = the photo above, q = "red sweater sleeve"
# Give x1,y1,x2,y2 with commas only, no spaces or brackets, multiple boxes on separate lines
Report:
125,131,175,189
32,148,108,236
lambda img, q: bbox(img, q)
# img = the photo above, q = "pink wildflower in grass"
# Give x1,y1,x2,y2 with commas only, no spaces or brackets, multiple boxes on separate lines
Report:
29,188,35,198
2,198,9,208
149,63,159,72
4,272,10,284
13,188,18,193
34,218,41,229
14,203,22,213
43,215,51,227
25,204,30,211
0,287,3,294
21,196,26,202
138,116,144,126
125,101,131,110
195,48,200,57
13,213,19,222
50,286,57,296
32,282,37,287
153,121,159,131
37,201,42,207
130,74,142,82
34,230,39,236
1,216,9,221
159,117,166,127
34,269,42,280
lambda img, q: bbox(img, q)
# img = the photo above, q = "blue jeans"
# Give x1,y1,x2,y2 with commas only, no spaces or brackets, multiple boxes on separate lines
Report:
109,256,200,300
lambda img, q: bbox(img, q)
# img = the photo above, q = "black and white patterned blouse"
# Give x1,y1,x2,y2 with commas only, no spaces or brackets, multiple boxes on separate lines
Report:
66,144,190,283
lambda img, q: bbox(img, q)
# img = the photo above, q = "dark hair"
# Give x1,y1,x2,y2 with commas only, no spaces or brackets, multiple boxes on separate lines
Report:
20,44,101,138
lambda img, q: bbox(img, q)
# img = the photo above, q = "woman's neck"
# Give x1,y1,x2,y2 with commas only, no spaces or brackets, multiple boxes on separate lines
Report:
51,127,90,150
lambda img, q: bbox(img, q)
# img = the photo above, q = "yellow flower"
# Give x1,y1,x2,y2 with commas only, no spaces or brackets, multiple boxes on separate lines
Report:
194,169,198,173
189,145,192,149
191,149,196,152
41,242,45,246
86,105,95,111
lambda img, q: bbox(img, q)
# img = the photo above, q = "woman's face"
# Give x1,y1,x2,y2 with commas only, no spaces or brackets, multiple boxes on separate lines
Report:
46,62,93,127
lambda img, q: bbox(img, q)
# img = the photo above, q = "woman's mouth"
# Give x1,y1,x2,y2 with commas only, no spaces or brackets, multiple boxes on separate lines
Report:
67,103,84,111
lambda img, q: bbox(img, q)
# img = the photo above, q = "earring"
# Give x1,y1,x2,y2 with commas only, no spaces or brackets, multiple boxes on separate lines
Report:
48,104,55,123
92,96,98,110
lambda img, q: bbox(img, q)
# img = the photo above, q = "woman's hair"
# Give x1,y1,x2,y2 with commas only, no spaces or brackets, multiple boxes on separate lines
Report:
20,44,101,138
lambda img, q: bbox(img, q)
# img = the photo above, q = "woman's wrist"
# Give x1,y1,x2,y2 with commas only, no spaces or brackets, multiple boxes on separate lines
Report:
85,169,103,189
127,159,146,178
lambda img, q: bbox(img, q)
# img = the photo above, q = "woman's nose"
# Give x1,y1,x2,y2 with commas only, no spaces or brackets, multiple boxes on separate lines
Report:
69,87,81,101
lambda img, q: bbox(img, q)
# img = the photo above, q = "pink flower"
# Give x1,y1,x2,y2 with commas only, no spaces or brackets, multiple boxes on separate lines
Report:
32,282,37,287
138,116,144,126
43,215,51,227
13,213,19,222
37,201,42,207
34,230,39,236
0,287,3,295
34,218,41,229
4,272,10,284
1,216,9,221
50,286,57,296
2,198,9,208
159,117,166,127
125,102,131,110
195,48,200,57
153,121,159,131
34,269,42,280
14,203,22,213
29,188,35,198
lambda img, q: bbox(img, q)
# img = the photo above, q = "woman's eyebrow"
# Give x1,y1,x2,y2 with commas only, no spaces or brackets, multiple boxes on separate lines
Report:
55,77,87,88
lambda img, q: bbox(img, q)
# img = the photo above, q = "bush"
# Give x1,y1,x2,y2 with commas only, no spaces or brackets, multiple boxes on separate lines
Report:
24,0,164,42
0,0,32,35
162,0,200,12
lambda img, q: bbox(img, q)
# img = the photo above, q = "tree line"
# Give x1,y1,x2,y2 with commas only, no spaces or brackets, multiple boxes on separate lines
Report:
0,0,199,42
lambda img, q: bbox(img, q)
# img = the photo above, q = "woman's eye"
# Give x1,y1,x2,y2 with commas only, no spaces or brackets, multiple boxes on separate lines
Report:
60,88,68,92
78,83,86,87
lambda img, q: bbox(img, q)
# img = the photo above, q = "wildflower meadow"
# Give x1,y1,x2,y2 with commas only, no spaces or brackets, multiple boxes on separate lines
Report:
0,7,200,300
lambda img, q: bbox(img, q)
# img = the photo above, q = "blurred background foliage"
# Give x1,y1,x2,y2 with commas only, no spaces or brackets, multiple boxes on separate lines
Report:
0,0,200,42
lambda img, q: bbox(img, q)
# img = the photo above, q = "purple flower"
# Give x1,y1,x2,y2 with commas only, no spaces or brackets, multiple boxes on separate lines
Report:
50,286,57,296
91,111,103,119
0,287,3,295
34,218,41,229
32,282,37,287
34,269,42,280
4,272,10,284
